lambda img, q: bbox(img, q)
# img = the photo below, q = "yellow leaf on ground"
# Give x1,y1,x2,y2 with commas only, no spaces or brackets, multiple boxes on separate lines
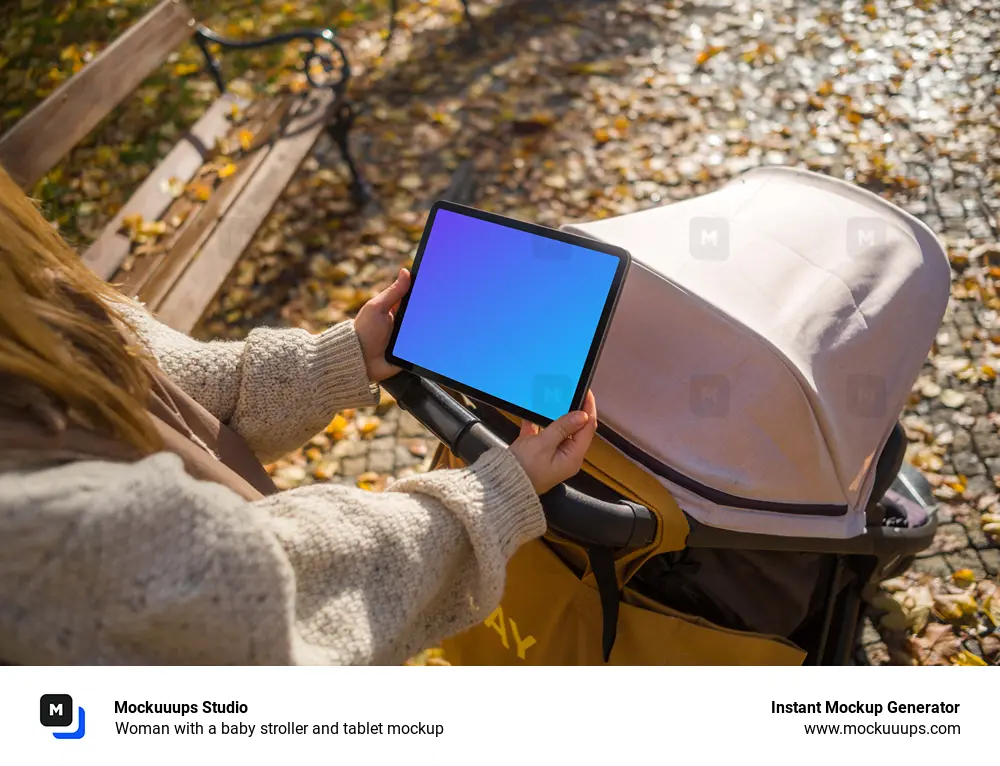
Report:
288,74,310,94
188,182,213,202
238,129,254,151
218,162,237,180
695,46,726,67
173,62,199,77
912,448,944,472
312,461,338,481
121,213,143,231
594,127,611,144
933,593,979,623
946,478,967,495
358,418,381,436
951,650,987,666
951,569,976,587
325,414,348,433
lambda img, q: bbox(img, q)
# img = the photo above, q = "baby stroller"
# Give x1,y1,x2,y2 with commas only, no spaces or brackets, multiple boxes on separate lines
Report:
382,166,950,665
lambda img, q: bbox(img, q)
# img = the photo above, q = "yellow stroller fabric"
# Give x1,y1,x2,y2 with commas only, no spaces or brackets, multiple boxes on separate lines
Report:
434,433,807,666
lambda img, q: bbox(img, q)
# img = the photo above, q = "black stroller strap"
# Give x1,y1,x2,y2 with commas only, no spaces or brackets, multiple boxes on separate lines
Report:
588,546,621,663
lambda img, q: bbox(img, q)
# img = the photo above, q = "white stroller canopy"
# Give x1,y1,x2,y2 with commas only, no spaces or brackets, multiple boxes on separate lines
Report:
563,167,949,539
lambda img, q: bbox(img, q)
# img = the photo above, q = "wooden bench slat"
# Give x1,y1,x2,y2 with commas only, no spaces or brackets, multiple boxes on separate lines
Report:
154,90,336,333
134,97,296,307
0,0,195,190
112,106,265,297
109,95,272,295
83,93,246,281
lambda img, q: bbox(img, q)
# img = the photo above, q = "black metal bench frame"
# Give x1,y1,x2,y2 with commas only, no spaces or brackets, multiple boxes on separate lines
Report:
191,24,371,204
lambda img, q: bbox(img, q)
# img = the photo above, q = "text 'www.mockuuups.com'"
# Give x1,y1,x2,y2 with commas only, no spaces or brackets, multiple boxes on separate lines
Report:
773,700,963,737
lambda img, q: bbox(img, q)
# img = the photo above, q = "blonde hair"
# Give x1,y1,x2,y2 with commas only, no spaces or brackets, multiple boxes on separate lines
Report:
0,164,161,453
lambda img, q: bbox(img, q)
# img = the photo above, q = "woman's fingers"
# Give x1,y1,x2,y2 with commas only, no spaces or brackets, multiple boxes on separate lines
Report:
554,392,597,461
508,392,597,494
536,409,589,454
369,268,411,314
582,390,597,423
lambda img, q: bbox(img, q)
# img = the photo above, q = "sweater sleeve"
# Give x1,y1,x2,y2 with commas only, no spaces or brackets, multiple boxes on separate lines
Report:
117,302,379,463
0,446,544,665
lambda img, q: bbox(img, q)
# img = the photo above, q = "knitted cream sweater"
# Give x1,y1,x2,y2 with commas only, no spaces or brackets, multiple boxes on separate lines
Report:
0,305,545,665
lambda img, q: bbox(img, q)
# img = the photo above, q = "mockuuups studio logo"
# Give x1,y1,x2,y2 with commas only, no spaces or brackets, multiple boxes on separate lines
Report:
846,217,887,258
690,374,730,418
847,374,887,419
689,217,730,261
40,694,86,740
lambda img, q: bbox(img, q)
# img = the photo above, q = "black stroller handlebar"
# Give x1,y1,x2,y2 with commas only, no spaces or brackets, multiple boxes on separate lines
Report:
381,371,658,552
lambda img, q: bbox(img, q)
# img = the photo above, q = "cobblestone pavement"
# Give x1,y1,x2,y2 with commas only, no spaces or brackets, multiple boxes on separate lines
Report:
268,400,436,492
224,0,999,663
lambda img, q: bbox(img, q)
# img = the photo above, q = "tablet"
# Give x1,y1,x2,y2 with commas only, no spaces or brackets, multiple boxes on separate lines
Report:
386,201,630,426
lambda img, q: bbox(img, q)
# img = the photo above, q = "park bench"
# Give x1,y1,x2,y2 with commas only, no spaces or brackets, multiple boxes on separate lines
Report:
0,0,368,334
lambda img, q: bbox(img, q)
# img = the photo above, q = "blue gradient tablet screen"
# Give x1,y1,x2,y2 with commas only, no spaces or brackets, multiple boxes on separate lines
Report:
391,208,620,421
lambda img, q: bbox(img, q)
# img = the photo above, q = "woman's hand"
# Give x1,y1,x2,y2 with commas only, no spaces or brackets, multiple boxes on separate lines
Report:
354,268,411,382
509,391,598,495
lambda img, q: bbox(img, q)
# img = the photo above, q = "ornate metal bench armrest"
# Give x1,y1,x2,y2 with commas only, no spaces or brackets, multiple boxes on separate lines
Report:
191,23,370,206
192,25,351,97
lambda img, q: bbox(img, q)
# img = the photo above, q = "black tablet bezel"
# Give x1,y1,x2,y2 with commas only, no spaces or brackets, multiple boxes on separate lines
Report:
385,200,631,427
